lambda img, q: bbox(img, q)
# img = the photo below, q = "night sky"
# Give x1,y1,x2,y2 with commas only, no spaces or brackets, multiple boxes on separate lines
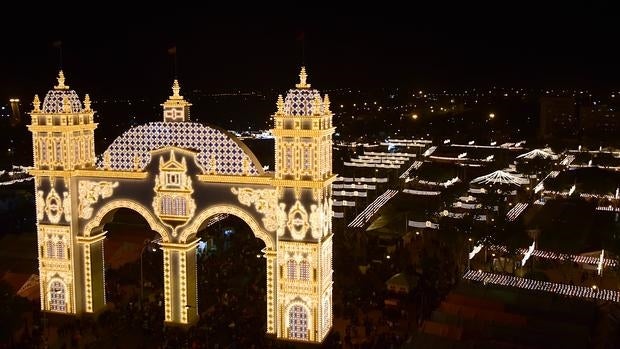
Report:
1,5,618,101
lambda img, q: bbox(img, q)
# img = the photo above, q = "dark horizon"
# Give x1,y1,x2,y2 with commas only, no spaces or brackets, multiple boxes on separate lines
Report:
1,6,618,101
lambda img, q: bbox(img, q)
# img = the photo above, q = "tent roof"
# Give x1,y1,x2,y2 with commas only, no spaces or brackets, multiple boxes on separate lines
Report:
470,170,529,186
517,148,557,160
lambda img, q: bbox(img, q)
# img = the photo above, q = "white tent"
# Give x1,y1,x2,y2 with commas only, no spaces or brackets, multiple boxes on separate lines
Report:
470,170,529,186
516,148,558,160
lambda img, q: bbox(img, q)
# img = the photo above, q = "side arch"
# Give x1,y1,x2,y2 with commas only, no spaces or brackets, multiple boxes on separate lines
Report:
179,204,275,250
82,199,170,242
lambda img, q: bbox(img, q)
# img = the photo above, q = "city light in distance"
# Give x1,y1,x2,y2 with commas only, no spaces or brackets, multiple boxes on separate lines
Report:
412,114,418,120
9,98,19,102
489,113,495,119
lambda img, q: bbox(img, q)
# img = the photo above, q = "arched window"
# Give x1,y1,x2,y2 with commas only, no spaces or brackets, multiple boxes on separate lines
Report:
56,241,65,259
287,260,297,280
49,280,66,312
299,260,310,281
40,139,48,164
161,196,173,215
303,147,312,171
174,196,186,216
46,240,55,258
55,140,63,163
179,198,186,215
288,305,308,340
171,196,178,215
284,145,293,173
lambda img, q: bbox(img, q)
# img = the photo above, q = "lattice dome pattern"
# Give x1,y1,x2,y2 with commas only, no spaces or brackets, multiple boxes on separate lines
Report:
284,89,322,116
100,122,261,175
42,90,83,113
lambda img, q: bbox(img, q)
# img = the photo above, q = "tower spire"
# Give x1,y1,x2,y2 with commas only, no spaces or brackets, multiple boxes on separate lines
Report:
172,79,181,98
295,66,310,89
162,79,191,122
54,70,69,90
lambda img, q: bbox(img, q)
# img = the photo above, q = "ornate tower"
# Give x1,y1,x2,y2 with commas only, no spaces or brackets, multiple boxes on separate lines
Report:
162,79,191,122
28,71,97,314
272,67,334,342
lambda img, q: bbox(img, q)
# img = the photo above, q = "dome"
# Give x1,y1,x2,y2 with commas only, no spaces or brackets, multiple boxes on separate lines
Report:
41,89,83,113
284,88,322,116
100,121,263,175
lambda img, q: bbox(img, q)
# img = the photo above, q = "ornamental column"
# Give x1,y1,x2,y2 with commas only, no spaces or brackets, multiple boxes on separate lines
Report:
161,240,199,325
75,227,106,314
28,71,97,316
271,67,334,343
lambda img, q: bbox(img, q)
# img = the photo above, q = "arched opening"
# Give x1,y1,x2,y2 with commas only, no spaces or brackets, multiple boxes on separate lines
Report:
193,213,268,347
98,208,163,311
77,203,170,346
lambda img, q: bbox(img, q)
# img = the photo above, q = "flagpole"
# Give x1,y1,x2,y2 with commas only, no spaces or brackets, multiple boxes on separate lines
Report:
168,46,178,79
302,35,305,66
52,41,63,70
174,49,178,79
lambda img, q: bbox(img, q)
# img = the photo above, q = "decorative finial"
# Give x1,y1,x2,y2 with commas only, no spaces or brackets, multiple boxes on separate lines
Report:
162,79,191,122
323,94,331,112
172,79,181,98
295,66,310,88
83,94,91,111
312,95,322,116
62,96,72,113
33,94,41,112
54,70,69,90
133,154,142,171
276,94,285,115
103,151,111,170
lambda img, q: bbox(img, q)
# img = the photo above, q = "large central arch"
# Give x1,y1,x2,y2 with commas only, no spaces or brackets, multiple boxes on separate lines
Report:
29,69,334,343
181,204,274,249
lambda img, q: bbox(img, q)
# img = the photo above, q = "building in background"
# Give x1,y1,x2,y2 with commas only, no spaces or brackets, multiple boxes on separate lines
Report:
580,104,620,142
539,96,578,140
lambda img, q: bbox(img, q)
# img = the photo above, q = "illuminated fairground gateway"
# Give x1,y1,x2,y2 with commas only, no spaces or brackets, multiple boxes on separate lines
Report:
28,68,334,342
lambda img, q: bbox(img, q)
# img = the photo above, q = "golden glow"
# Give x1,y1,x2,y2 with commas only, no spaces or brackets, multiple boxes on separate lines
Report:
152,150,196,234
82,199,170,242
33,95,41,112
286,201,310,240
78,180,119,219
163,247,172,321
44,188,63,224
54,70,69,90
180,205,275,249
30,68,333,343
197,174,272,184
38,225,74,314
271,128,335,137
29,169,148,179
161,80,192,122
231,187,278,232
295,66,310,89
